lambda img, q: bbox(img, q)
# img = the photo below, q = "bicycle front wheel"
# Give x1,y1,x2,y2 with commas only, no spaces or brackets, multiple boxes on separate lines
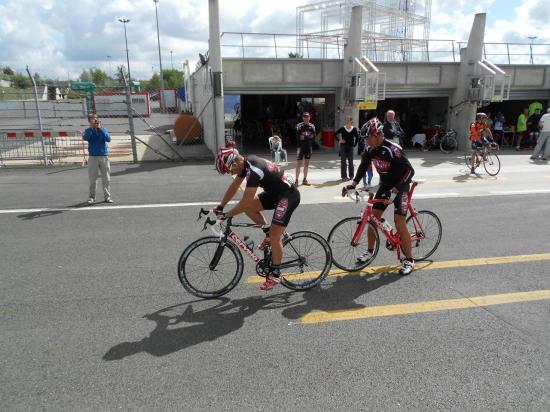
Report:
327,217,380,272
177,236,243,298
405,210,442,261
483,152,500,176
280,231,332,291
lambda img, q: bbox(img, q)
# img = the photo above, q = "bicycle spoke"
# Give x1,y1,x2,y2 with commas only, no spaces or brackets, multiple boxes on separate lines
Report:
178,238,243,298
281,232,331,291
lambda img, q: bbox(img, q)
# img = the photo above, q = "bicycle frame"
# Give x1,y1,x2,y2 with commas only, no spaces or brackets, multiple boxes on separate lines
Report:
204,214,304,272
350,182,424,261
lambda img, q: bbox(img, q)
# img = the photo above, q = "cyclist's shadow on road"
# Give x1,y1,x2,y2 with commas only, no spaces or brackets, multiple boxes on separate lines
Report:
102,293,295,361
282,270,403,321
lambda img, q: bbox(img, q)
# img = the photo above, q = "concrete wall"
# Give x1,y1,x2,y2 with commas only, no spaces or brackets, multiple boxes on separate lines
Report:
222,58,550,99
223,59,342,93
0,99,87,119
191,57,550,154
190,65,217,152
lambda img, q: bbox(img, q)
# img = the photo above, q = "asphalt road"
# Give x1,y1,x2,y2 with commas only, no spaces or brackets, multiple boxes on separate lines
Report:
1,156,550,410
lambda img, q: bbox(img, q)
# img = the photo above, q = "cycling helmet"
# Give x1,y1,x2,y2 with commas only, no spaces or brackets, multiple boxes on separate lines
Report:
476,112,488,119
215,147,239,174
360,117,384,139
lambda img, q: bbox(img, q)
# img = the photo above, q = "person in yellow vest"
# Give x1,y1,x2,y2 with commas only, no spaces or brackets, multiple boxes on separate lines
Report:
515,108,528,151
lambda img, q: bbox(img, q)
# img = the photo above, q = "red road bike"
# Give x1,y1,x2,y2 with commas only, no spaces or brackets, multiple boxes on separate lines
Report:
327,180,442,272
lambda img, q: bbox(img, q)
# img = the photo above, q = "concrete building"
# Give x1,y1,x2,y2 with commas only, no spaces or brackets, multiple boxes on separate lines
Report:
191,1,550,155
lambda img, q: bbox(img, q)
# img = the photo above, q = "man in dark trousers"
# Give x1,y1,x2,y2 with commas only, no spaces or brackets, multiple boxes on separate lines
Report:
335,115,359,180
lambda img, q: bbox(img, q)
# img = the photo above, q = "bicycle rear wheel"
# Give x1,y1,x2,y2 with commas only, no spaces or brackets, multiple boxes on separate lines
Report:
327,217,380,272
177,236,243,298
280,231,332,291
483,152,500,176
405,210,442,261
440,135,457,154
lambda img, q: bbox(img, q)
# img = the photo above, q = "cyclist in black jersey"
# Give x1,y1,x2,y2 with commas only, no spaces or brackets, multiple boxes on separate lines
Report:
342,117,416,275
295,112,316,186
215,148,300,290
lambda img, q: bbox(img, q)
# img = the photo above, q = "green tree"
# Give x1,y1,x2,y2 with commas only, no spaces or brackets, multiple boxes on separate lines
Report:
79,69,92,82
13,73,32,89
161,69,184,88
288,52,303,58
115,65,128,85
2,66,15,76
90,68,108,85
33,72,42,84
78,68,109,85
143,73,161,92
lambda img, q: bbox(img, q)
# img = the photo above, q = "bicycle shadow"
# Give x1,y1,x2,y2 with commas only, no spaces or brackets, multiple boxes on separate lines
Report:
311,179,345,189
281,269,404,322
102,292,295,361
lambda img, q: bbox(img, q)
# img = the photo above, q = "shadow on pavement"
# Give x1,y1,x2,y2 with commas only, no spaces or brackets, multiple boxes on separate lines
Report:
103,292,296,360
312,179,344,188
110,161,197,178
17,202,91,220
281,271,403,321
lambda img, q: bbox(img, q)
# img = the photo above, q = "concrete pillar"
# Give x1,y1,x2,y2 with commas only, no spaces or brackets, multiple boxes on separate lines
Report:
448,13,486,151
339,5,363,129
208,0,225,150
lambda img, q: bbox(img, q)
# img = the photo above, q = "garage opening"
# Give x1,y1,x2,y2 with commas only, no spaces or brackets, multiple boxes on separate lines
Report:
229,94,336,153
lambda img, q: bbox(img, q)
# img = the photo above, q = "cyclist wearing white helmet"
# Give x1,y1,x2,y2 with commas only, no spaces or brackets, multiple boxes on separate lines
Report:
469,112,494,174
342,117,416,275
214,147,300,291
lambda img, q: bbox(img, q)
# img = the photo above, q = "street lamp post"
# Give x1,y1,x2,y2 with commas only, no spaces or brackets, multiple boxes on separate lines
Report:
170,50,173,70
118,18,131,83
106,55,112,78
528,36,537,64
153,0,165,109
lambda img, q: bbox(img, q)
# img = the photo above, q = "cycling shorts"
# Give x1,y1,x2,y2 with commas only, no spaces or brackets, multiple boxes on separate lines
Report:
258,186,301,227
373,181,412,217
471,140,484,150
296,144,312,160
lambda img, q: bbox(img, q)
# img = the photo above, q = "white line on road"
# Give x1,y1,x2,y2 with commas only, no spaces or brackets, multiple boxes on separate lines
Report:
0,201,237,215
1,189,549,215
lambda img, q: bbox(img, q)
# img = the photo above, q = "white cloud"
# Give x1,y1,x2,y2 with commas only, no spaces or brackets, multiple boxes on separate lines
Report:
0,0,545,81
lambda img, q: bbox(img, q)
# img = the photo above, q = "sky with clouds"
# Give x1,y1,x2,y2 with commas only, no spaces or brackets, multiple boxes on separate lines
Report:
0,0,547,81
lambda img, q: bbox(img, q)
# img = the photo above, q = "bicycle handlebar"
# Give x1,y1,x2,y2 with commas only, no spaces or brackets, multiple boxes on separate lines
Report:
346,187,373,203
197,207,231,234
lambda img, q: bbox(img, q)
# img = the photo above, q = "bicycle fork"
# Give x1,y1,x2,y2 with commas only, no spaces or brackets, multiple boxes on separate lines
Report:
209,239,227,270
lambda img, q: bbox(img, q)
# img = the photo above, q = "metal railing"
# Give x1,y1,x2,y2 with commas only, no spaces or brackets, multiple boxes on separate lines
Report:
220,32,550,64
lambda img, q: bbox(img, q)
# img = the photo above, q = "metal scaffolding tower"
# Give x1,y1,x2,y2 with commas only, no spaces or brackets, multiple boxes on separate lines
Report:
296,0,432,61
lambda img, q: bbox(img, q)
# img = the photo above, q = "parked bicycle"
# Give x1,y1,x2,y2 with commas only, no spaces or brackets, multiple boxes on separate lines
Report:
327,181,442,272
178,208,332,298
464,141,500,176
424,126,458,153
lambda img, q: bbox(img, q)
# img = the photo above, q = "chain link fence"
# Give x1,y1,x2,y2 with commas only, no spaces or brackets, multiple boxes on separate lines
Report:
0,83,205,166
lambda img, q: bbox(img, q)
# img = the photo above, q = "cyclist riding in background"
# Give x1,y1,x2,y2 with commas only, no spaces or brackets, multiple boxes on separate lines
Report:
215,147,301,291
342,117,416,275
469,113,494,174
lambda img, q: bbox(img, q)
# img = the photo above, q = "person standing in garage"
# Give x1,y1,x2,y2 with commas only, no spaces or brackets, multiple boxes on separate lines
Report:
335,115,359,181
295,112,316,186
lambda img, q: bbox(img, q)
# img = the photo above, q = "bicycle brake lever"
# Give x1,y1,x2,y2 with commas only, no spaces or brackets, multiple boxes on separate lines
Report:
202,217,216,231
197,208,209,221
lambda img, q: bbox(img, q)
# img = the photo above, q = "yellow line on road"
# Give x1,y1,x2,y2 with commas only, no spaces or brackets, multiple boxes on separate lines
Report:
245,253,550,284
300,289,550,324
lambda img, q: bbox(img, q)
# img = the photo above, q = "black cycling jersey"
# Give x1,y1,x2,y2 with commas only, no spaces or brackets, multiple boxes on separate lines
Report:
238,155,294,196
296,122,316,146
334,126,358,147
354,139,414,188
